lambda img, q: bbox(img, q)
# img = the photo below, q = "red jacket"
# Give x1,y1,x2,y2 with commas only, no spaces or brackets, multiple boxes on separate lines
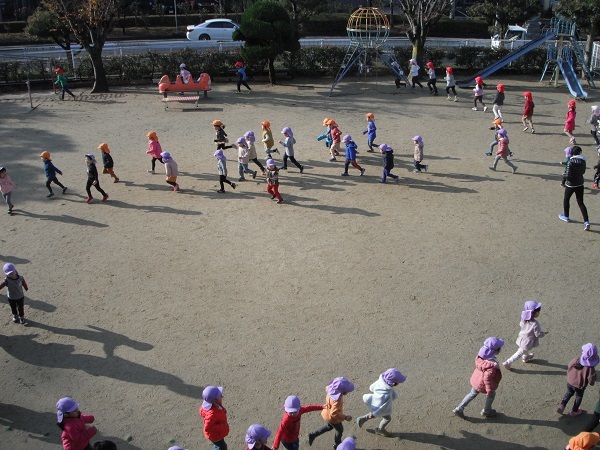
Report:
60,414,96,450
470,356,502,396
272,404,323,449
496,136,510,157
523,99,534,116
331,126,342,144
200,404,229,442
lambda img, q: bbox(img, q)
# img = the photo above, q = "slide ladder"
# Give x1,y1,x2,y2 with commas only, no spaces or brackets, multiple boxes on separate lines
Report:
571,33,596,87
456,31,556,87
379,50,410,86
558,59,588,99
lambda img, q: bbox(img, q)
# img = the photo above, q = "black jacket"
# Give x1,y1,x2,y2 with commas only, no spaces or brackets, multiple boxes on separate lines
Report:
87,163,99,181
565,155,586,188
102,152,114,169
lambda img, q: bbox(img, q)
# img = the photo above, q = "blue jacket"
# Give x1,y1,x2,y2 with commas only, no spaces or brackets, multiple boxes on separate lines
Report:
364,121,376,140
43,160,62,179
345,140,358,160
237,67,247,81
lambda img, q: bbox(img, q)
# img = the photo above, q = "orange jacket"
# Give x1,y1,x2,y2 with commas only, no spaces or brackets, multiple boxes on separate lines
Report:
321,390,345,424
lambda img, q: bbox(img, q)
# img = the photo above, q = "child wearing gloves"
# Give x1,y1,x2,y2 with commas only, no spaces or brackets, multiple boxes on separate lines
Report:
308,377,354,448
453,337,504,418
272,395,324,450
558,344,598,416
356,368,406,436
199,386,229,450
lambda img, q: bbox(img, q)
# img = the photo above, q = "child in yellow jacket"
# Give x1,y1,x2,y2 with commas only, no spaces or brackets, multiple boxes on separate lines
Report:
308,377,354,449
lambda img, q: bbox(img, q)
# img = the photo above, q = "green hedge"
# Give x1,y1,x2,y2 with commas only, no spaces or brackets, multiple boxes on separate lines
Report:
299,15,349,37
429,18,489,38
1,21,27,33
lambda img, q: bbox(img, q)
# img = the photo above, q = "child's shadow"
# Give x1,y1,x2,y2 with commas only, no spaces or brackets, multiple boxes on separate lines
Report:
25,296,57,312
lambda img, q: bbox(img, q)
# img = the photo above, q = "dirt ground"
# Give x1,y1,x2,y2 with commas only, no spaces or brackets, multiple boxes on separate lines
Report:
0,74,598,450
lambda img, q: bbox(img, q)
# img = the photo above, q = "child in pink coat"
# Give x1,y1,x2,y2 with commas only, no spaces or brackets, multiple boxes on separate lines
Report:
146,131,164,174
56,397,97,450
0,166,16,214
488,129,517,173
565,100,577,144
453,337,504,418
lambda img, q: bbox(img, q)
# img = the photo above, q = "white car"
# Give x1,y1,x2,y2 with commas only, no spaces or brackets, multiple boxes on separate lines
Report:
186,19,240,41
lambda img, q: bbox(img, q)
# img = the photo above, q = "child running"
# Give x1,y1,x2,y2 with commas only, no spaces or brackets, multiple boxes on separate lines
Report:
488,129,517,173
503,300,546,370
0,166,16,214
261,121,280,159
327,119,342,162
341,135,365,177
272,396,324,450
98,143,119,183
56,397,97,450
558,343,598,416
279,127,304,173
246,424,272,450
308,377,354,449
379,144,399,183
589,105,600,149
200,386,229,450
363,113,377,152
214,149,236,193
453,337,504,418
472,77,487,111
0,263,28,324
40,151,67,198
486,119,504,156
408,59,423,91
213,120,234,151
317,118,333,150
146,131,164,174
492,84,505,121
412,135,428,173
426,62,438,95
593,159,600,189
237,137,258,181
265,159,283,204
445,67,457,101
522,92,535,133
235,61,252,93
565,99,577,144
356,368,406,436
245,131,265,175
161,151,180,191
84,154,109,203
54,68,76,100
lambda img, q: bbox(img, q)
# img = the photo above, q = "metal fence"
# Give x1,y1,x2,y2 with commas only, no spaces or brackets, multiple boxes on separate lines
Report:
593,41,600,70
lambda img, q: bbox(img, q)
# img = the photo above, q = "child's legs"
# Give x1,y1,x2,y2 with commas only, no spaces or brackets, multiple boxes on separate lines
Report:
414,160,425,170
264,147,272,157
52,177,65,189
343,159,351,173
563,187,576,217
151,158,158,171
242,80,251,90
382,168,387,182
565,128,575,138
592,130,600,145
378,415,392,430
281,439,299,450
93,182,107,196
446,85,451,94
267,184,275,196
331,422,343,447
272,184,282,201
46,179,54,193
237,80,242,91
561,383,577,407
573,387,586,411
527,116,534,128
491,155,501,169
431,79,438,93
522,115,527,126
311,422,334,438
288,155,302,170
3,191,13,209
451,86,457,96
252,158,265,172
61,87,66,100
367,137,376,149
85,179,94,197
219,175,226,190
238,163,245,178
107,168,118,179
502,156,516,169
489,141,498,153
474,96,478,107
594,171,600,184
242,163,254,175
456,387,479,411
166,180,177,187
330,142,340,157
211,439,227,450
282,154,289,168
505,347,525,365
351,160,362,171
7,298,19,316
483,392,496,413
493,104,502,119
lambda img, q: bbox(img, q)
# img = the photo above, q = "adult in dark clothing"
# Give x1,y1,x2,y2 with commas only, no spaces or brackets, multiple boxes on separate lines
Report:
558,146,590,231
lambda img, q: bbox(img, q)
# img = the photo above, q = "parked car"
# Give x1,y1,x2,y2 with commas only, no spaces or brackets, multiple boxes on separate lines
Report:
186,19,240,41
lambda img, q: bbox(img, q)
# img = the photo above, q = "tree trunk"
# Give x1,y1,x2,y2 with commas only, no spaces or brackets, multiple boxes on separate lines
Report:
585,21,597,68
411,35,426,68
88,47,110,93
268,57,276,85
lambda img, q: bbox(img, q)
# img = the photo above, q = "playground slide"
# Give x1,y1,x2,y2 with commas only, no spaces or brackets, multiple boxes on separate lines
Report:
558,60,588,99
456,32,557,88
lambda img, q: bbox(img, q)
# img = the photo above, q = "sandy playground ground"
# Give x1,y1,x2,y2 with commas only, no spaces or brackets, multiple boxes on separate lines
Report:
0,74,598,450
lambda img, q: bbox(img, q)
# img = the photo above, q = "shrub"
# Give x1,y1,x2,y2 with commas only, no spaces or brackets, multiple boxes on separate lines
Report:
429,18,489,38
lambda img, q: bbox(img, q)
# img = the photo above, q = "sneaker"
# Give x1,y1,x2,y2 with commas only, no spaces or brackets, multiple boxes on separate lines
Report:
62,187,68,194
270,195,276,199
12,315,18,323
274,149,280,154
360,168,365,176
114,178,119,183
277,199,284,204
584,222,591,231
231,182,236,190
101,194,109,203
522,353,534,363
485,152,492,156
374,428,391,437
357,416,367,428
366,149,375,153
570,409,584,417
423,165,428,172
238,177,246,182
489,166,496,171
503,361,512,371
454,97,458,102
147,169,155,174
235,91,242,94
300,166,304,174
47,192,54,198
280,167,287,170
19,316,26,325
512,166,518,174
557,403,565,414
472,107,478,111
447,95,452,100
328,157,336,162
217,189,225,193
380,179,386,183
85,197,93,203
452,408,465,418
341,172,349,176
308,433,316,447
252,171,257,179
531,129,535,134
509,152,514,157
523,127,529,132
481,409,497,418
414,169,421,173
558,214,571,223
334,151,340,156
483,106,488,112
592,183,599,189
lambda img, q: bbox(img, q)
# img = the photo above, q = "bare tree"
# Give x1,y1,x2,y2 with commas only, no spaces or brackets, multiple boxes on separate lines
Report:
396,0,450,67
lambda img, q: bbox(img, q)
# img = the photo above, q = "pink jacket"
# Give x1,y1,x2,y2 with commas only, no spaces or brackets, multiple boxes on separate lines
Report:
470,356,502,395
331,126,342,144
496,136,510,157
60,414,96,450
0,174,15,193
147,140,163,158
565,110,576,131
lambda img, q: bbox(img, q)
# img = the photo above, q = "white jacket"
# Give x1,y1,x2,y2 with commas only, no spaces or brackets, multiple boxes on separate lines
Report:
362,376,398,417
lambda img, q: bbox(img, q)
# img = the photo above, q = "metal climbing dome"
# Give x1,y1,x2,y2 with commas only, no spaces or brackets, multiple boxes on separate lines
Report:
329,7,408,96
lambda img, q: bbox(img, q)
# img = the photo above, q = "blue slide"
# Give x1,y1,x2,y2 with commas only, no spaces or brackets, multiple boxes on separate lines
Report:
558,59,588,99
456,32,557,88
